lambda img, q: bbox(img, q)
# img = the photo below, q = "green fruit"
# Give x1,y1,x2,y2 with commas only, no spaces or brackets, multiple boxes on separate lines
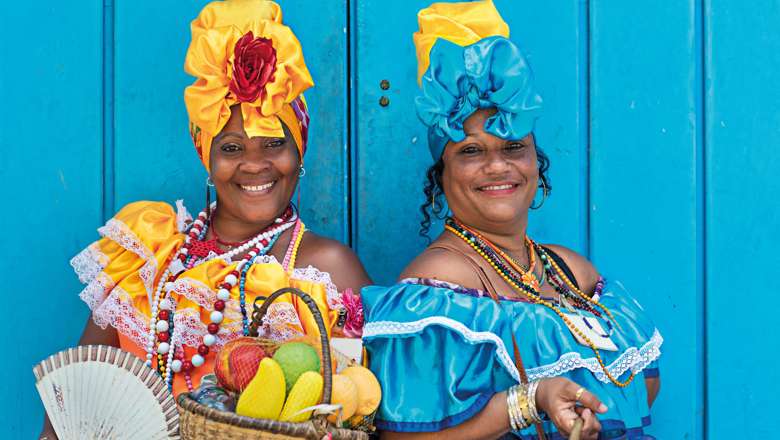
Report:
273,342,321,393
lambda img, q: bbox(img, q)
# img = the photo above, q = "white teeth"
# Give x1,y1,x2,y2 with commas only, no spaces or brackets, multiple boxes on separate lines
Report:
240,182,274,192
482,184,514,191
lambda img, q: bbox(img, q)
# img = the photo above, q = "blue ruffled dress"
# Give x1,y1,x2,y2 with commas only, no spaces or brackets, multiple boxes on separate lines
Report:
361,278,661,439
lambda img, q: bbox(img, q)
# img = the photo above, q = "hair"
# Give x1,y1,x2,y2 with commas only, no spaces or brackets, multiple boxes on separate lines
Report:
418,135,552,240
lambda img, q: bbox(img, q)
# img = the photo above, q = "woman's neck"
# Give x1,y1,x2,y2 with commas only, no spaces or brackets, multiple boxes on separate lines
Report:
455,216,528,254
210,208,280,243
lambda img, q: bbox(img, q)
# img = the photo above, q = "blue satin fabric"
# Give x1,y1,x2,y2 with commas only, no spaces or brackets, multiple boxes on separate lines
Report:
361,279,662,439
415,35,543,159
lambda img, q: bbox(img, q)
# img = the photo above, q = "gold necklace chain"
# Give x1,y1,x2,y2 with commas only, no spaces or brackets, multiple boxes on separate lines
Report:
445,224,635,388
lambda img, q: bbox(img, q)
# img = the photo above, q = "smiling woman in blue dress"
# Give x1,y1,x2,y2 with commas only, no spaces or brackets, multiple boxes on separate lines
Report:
360,1,662,439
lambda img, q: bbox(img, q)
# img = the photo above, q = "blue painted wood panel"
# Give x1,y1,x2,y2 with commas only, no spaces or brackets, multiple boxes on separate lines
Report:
3,1,780,438
0,2,104,438
705,0,780,437
353,0,589,285
113,0,348,241
589,1,703,438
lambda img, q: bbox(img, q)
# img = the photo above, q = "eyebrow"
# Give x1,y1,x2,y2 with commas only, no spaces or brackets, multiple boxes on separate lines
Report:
213,131,245,143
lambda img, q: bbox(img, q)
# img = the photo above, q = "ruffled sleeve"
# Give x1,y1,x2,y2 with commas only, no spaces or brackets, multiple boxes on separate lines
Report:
361,279,662,434
361,283,520,432
70,201,184,349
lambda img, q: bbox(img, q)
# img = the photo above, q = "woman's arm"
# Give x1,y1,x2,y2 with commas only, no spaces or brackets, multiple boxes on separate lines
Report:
40,316,120,439
646,377,660,407
381,378,607,440
381,392,511,440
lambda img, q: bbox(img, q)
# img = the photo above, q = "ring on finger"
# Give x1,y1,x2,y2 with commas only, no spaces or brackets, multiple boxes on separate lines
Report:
574,387,585,402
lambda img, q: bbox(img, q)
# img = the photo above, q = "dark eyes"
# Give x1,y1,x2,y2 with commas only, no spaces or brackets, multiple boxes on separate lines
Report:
220,143,242,153
219,139,285,153
458,142,526,155
266,138,286,148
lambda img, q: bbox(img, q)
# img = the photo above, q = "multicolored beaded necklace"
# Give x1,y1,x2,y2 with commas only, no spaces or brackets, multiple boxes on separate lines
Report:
146,204,298,391
445,217,635,388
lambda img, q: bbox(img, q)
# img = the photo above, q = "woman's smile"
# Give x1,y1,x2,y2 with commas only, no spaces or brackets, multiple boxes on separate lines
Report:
237,180,277,195
475,181,520,196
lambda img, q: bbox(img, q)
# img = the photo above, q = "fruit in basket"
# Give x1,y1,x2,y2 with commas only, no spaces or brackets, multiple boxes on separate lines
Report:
341,365,382,416
278,371,324,422
235,358,286,420
327,374,359,424
273,342,321,393
214,337,268,392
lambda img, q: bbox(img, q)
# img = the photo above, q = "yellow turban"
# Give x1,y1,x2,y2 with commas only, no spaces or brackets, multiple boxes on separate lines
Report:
184,0,313,171
413,0,509,83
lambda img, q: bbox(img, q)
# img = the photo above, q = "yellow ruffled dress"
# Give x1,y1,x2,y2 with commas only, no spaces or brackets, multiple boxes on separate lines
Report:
71,201,341,396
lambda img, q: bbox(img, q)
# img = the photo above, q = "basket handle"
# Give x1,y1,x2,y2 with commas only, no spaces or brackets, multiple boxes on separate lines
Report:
248,287,333,407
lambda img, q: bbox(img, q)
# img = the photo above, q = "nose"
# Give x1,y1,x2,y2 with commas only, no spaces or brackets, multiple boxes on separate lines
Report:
238,144,272,174
483,149,510,175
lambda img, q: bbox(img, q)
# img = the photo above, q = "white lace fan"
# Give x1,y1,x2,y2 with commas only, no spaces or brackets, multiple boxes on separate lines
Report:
33,345,180,439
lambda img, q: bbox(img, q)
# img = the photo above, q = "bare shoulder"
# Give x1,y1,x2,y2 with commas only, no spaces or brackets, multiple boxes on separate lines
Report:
542,244,600,295
399,246,483,290
295,231,372,292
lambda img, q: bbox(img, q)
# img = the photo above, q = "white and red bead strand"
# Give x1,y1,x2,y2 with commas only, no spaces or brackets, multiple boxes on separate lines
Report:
148,205,297,390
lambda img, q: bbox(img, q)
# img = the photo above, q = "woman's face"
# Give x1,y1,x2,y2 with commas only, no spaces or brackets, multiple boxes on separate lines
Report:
210,104,300,225
441,108,538,231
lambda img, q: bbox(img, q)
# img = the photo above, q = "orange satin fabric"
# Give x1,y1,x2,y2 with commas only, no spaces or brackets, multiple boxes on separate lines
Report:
413,0,509,83
84,201,337,396
184,0,313,171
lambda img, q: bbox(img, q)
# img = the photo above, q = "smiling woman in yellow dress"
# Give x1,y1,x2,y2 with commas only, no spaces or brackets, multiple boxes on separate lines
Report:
39,1,370,438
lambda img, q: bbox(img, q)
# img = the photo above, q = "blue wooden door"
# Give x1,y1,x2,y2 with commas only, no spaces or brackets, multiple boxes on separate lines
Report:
2,1,779,438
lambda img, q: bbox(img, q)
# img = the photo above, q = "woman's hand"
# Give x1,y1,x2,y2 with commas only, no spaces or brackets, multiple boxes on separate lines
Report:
535,377,607,439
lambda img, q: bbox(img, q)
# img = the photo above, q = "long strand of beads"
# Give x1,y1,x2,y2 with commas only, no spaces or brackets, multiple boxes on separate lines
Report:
146,209,211,368
171,217,297,390
282,219,303,270
147,204,294,382
445,219,635,388
239,232,283,334
534,242,617,326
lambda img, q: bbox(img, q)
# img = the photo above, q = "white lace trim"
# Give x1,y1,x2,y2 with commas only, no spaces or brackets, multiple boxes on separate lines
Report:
172,277,242,321
256,302,305,342
70,243,109,284
291,265,342,309
525,329,663,383
88,285,150,350
363,317,523,383
363,318,663,385
175,199,193,233
78,271,114,312
73,224,341,350
172,307,243,350
98,218,158,305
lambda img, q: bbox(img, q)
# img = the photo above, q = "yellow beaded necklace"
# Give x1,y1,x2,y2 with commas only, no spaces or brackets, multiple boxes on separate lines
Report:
445,220,635,388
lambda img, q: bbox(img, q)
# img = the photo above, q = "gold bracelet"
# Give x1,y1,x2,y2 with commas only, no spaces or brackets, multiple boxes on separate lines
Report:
507,385,529,430
526,380,542,423
516,384,532,427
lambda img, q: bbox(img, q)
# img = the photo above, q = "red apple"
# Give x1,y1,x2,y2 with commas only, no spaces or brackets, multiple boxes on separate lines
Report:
214,337,267,392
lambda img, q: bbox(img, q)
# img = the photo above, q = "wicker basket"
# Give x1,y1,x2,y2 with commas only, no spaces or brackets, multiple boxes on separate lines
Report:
178,287,370,440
